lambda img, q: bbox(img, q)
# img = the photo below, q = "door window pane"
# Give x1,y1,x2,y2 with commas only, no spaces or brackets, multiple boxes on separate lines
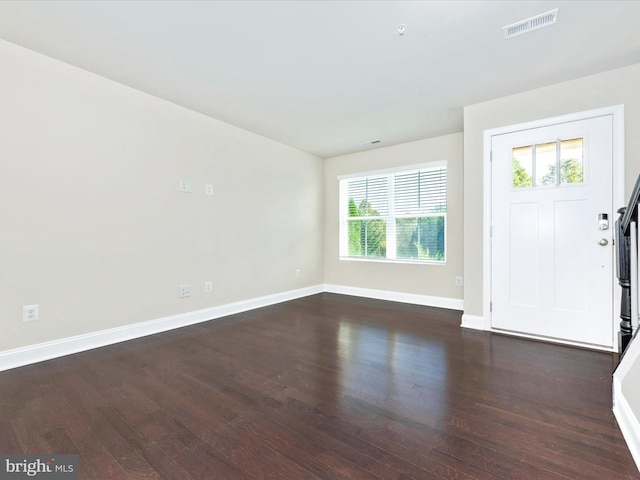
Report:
511,137,584,189
560,138,584,184
513,146,533,188
536,142,557,186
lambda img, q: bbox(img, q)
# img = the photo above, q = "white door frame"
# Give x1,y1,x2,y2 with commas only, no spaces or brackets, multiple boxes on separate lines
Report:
482,105,625,352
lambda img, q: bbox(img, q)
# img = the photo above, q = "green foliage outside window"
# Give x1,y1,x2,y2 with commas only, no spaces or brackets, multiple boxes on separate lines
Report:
396,217,445,261
347,199,444,261
513,158,532,188
341,165,446,263
513,157,583,188
348,199,386,257
540,158,583,185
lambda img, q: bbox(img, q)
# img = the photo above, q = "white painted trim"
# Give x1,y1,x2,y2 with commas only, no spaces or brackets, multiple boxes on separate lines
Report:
613,336,640,473
0,284,465,373
483,105,624,138
483,124,494,329
612,105,626,352
482,105,625,350
337,160,447,180
323,284,463,310
460,314,487,330
613,389,640,474
0,285,323,373
614,333,640,393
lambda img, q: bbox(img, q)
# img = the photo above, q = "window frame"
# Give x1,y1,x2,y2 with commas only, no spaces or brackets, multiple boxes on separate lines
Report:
338,161,447,265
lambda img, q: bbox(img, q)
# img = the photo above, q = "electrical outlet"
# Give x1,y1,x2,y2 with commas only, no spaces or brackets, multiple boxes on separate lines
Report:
295,269,301,278
179,285,191,298
179,179,192,193
204,281,213,293
23,304,39,322
205,184,214,196
455,276,463,287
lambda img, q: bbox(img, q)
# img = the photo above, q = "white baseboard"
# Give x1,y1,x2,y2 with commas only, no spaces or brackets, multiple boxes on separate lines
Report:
613,380,640,473
0,285,323,373
461,313,487,330
613,337,640,473
323,284,463,310
0,284,464,373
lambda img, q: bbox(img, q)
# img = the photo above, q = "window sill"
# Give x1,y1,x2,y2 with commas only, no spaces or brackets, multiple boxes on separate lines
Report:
339,256,446,266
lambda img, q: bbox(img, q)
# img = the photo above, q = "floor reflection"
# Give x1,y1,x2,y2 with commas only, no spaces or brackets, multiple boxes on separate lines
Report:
337,320,447,422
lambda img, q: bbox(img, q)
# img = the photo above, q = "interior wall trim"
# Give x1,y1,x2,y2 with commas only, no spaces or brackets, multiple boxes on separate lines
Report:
0,284,463,372
613,337,640,473
461,313,487,330
323,284,464,310
0,285,323,373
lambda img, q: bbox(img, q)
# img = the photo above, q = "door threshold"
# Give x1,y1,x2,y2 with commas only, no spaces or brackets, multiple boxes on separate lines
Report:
489,327,615,353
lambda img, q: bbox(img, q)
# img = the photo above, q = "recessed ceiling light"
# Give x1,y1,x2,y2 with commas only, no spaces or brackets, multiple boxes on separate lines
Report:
503,8,558,39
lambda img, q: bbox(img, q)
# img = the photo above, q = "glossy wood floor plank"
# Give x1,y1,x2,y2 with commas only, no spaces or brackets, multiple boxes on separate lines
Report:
0,293,637,479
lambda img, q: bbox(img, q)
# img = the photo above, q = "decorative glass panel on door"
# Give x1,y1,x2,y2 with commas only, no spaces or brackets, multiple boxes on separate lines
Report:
536,141,557,186
511,137,584,189
560,138,584,184
512,145,533,188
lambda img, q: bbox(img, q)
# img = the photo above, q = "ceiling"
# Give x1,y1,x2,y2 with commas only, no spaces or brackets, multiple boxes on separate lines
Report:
1,1,639,159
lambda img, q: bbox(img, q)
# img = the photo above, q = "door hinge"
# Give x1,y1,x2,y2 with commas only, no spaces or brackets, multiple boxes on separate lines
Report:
490,226,493,237
490,301,493,312
490,150,493,162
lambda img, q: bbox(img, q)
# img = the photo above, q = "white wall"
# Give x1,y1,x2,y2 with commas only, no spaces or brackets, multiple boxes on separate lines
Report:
323,133,463,304
0,39,324,352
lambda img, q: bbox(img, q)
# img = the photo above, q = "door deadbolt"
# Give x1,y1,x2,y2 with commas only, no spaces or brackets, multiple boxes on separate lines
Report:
598,213,609,230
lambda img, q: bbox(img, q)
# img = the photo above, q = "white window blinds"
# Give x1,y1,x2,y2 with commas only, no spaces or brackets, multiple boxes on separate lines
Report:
394,168,447,215
346,176,388,216
339,162,447,263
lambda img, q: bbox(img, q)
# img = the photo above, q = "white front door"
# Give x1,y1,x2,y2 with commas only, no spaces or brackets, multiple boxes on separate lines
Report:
491,115,614,347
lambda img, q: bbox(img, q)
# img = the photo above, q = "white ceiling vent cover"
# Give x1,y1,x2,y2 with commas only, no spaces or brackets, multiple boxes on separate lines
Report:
503,8,558,39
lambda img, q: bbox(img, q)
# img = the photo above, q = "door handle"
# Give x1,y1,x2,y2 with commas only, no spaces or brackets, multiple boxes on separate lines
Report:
598,238,609,246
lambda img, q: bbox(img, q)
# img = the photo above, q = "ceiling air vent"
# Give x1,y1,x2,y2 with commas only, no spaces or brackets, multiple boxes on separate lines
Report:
503,8,558,39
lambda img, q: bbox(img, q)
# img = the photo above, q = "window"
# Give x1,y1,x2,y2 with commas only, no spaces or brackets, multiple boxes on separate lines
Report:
512,137,584,188
339,162,447,263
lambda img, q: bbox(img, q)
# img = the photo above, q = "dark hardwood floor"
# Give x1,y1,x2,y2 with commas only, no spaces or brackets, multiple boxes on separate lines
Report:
0,293,637,479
